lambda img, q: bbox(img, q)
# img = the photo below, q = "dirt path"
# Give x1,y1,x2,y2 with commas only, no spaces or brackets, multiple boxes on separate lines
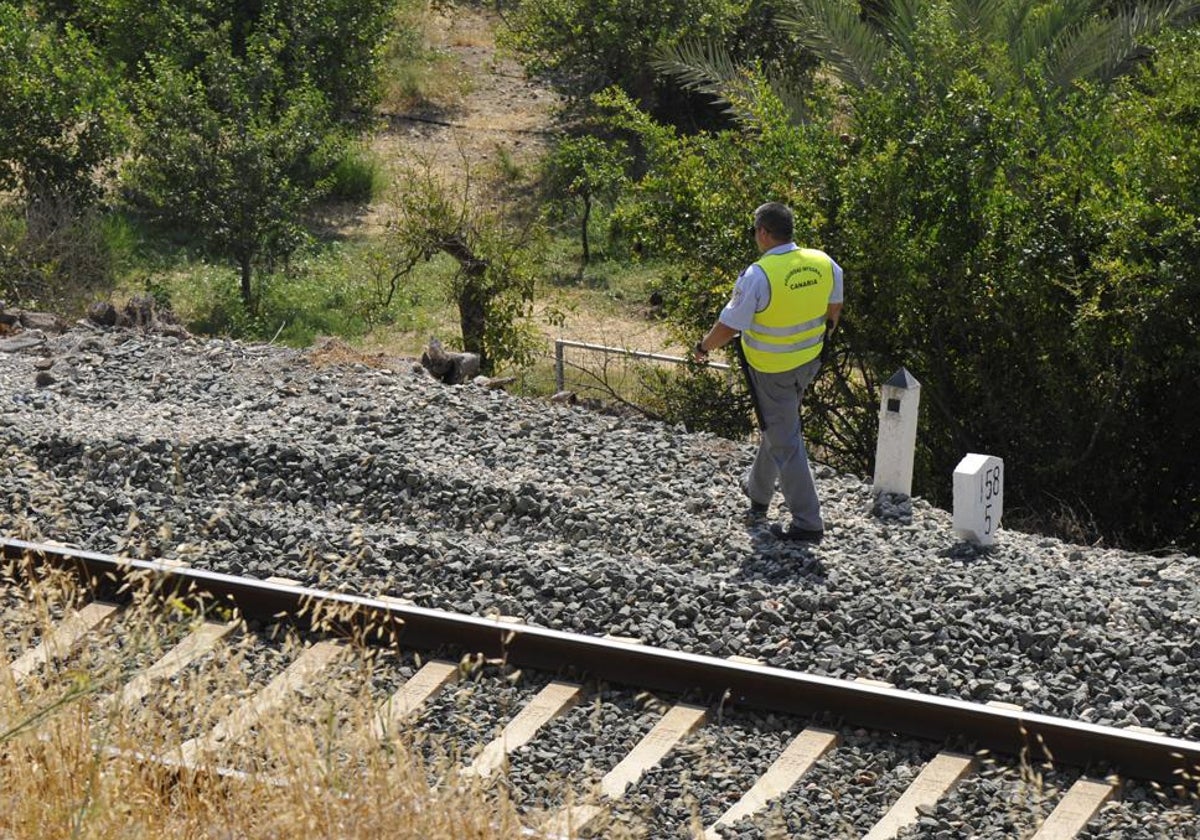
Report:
374,6,559,192
359,5,679,358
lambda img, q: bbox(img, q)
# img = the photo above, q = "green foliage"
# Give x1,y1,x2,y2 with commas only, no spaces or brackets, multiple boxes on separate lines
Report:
778,0,1200,100
121,23,341,310
11,0,394,317
327,144,388,203
609,3,1200,552
46,0,393,128
543,135,631,273
823,16,1200,550
382,163,545,374
500,0,747,119
1071,28,1200,550
0,3,126,204
0,196,120,313
600,82,839,336
257,0,393,128
641,364,755,438
174,250,379,346
837,68,1090,489
653,41,817,126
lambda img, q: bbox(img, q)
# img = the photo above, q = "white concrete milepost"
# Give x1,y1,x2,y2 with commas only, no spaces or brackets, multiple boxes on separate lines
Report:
953,453,1004,546
873,368,922,497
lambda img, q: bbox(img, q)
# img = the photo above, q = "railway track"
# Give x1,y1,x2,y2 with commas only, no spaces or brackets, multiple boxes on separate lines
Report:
3,537,1198,838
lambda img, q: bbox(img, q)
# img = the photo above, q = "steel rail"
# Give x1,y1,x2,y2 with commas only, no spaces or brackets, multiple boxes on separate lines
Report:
5,536,1199,786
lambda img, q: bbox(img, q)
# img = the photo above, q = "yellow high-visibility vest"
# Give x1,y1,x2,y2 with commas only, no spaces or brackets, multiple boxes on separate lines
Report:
741,248,834,373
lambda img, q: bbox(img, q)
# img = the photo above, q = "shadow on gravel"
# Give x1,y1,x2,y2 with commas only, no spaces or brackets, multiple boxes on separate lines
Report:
938,541,997,562
731,526,828,584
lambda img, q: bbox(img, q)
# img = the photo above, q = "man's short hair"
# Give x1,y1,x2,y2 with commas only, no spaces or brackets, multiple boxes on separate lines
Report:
754,202,794,241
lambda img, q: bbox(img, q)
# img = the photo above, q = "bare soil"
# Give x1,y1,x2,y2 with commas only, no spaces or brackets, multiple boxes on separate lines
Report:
373,5,559,203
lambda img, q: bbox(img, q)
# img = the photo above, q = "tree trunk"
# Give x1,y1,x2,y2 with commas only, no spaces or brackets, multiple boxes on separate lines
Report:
441,234,492,374
579,196,592,278
239,256,254,312
457,284,489,373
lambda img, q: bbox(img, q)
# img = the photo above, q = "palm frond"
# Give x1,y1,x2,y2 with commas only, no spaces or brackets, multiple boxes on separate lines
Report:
1040,0,1200,93
1007,0,1093,75
948,0,1012,40
652,39,811,125
884,0,926,62
777,0,891,89
651,38,744,105
768,73,815,125
1099,0,1200,82
1041,17,1116,91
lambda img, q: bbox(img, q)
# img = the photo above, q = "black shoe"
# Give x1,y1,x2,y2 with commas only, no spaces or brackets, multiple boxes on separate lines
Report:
770,523,824,543
741,477,768,517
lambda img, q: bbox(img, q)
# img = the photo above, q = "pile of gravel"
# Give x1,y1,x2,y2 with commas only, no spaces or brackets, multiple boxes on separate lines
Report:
2,326,1198,753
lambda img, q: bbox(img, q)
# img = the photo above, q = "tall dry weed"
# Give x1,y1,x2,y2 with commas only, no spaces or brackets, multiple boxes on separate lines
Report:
0,563,541,840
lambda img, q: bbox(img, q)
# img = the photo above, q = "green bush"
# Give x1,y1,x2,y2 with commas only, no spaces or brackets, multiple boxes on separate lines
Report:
327,144,387,203
1072,29,1200,551
641,363,755,439
828,26,1199,551
500,0,746,121
175,246,392,345
0,5,127,205
605,14,1200,553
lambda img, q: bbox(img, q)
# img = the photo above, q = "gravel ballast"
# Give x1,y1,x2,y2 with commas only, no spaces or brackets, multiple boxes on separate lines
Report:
2,325,1198,834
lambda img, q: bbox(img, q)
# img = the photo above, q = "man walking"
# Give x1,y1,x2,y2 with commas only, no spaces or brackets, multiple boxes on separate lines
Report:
693,202,843,543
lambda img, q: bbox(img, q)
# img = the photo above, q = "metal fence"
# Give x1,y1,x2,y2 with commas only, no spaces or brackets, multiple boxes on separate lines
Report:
552,338,732,407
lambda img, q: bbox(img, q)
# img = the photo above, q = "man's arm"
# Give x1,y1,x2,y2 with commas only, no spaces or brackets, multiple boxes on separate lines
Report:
826,302,843,327
694,321,738,361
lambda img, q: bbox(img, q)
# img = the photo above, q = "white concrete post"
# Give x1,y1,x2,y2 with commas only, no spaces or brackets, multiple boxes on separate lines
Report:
953,453,1004,545
872,368,921,496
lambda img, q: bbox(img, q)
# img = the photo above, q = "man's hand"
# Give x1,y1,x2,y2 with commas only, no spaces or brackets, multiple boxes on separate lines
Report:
820,320,838,365
696,322,737,361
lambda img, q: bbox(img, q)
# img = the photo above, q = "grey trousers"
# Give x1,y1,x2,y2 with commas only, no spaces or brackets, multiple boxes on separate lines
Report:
743,356,823,530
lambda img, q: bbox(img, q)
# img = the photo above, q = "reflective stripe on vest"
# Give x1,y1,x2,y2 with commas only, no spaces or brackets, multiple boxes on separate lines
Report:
741,248,833,373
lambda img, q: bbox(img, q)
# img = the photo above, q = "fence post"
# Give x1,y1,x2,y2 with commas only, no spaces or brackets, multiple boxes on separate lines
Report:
554,339,565,393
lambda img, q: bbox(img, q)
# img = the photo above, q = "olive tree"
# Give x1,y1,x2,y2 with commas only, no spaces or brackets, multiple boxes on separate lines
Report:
543,135,631,276
379,161,545,375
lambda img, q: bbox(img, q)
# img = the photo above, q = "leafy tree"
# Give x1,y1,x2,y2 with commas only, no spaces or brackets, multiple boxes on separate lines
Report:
655,0,1200,127
0,3,125,205
777,0,1200,99
381,162,545,375
543,135,631,276
40,0,392,128
795,1,1200,549
606,3,1200,552
596,84,854,440
0,4,126,307
121,16,343,311
599,82,840,333
500,0,750,122
1071,28,1200,549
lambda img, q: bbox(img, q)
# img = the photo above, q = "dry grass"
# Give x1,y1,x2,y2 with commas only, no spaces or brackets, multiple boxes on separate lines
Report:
306,336,395,370
0,561,565,840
